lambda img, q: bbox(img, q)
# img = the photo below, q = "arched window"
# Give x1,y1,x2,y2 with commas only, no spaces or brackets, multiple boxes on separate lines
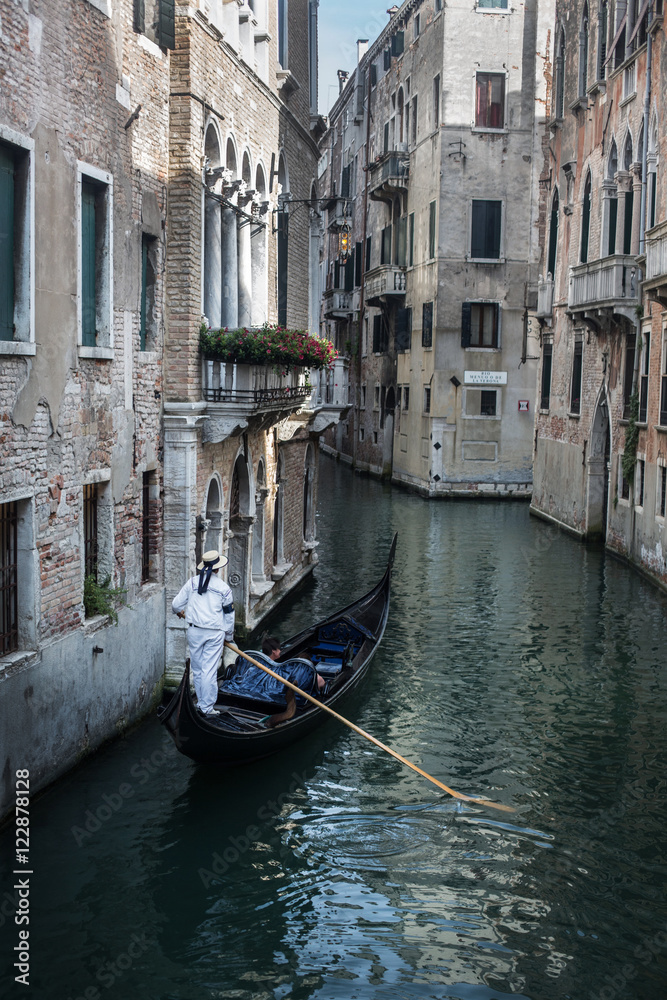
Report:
252,460,267,583
555,27,566,118
203,123,222,328
547,188,559,278
623,133,633,254
273,453,284,566
607,139,618,256
579,2,589,97
648,123,658,231
580,172,591,263
252,163,268,326
398,88,405,143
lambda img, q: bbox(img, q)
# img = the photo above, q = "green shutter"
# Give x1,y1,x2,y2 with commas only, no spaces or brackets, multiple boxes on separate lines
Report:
395,307,412,351
623,189,633,255
391,31,404,57
429,201,436,259
608,197,617,255
81,182,97,346
408,213,414,266
158,0,176,49
461,302,471,347
140,237,148,351
0,146,15,342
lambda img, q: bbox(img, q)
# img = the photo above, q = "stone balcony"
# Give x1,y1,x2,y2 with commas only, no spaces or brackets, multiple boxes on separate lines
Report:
369,149,409,204
200,361,311,442
323,288,353,318
567,254,638,328
365,264,407,306
536,276,554,320
643,219,667,306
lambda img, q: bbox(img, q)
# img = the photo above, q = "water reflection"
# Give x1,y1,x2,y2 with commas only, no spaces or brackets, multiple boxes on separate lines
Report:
2,458,667,1000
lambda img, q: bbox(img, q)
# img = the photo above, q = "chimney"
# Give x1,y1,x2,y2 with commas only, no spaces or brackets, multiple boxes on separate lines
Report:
357,39,369,63
337,69,350,94
387,5,399,16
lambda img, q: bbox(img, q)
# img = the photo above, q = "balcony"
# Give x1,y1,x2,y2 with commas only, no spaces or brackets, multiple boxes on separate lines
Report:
567,254,638,328
643,219,667,307
200,361,310,442
365,264,407,306
536,276,554,320
369,150,409,204
323,288,353,318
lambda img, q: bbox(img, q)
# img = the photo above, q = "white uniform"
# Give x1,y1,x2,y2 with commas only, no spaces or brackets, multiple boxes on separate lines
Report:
172,574,235,714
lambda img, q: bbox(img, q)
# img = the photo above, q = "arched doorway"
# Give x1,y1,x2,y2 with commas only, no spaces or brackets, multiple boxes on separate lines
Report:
273,452,285,567
198,476,223,566
587,392,611,539
303,445,315,541
227,453,252,623
252,459,268,585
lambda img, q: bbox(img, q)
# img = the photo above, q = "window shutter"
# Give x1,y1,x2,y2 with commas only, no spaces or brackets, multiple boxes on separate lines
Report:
344,254,354,292
391,31,404,56
623,189,633,255
372,314,382,353
158,0,176,50
133,0,145,33
422,301,433,348
395,307,412,351
81,182,97,347
366,235,371,271
341,164,350,198
384,47,391,70
355,242,362,286
461,302,471,347
370,63,377,88
383,122,389,153
0,146,15,342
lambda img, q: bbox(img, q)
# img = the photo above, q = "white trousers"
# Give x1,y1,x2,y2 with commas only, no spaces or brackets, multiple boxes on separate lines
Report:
187,626,224,714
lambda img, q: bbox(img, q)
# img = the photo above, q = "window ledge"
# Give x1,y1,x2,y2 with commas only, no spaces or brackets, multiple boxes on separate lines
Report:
568,411,581,419
548,116,564,132
0,342,36,356
617,497,631,508
271,562,293,581
0,648,40,678
138,34,164,59
587,79,606,96
85,0,111,16
539,407,550,414
471,126,508,135
464,346,500,353
79,346,114,360
475,5,512,13
655,425,667,434
276,69,300,97
569,96,588,114
619,91,637,108
467,257,504,265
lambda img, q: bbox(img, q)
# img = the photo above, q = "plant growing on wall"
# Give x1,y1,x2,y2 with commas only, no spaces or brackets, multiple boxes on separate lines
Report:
199,322,337,374
84,575,128,625
622,391,639,485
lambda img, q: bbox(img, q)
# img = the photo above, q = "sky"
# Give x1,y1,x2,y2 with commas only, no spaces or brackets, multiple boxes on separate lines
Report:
318,0,392,115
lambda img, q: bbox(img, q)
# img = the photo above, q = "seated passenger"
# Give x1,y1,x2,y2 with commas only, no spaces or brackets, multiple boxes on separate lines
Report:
221,635,325,707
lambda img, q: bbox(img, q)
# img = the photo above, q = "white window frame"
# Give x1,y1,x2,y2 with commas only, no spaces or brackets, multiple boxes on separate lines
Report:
82,471,114,592
462,387,502,419
0,490,38,664
468,198,505,263
656,459,666,524
634,453,646,511
476,0,511,14
77,161,114,360
471,70,509,134
0,125,35,357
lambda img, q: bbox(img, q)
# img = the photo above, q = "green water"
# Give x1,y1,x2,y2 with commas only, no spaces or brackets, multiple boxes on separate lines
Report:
2,459,667,1000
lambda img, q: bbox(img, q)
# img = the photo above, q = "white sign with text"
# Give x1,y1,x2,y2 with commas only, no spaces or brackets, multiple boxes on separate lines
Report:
464,371,508,385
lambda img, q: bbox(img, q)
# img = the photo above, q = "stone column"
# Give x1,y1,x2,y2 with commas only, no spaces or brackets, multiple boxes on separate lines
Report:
601,179,617,259
163,403,206,679
221,206,239,328
238,215,253,328
631,163,642,256
614,171,631,256
251,212,268,326
204,194,222,328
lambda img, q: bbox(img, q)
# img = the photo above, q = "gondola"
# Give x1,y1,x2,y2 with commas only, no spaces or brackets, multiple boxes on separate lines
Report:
158,533,397,765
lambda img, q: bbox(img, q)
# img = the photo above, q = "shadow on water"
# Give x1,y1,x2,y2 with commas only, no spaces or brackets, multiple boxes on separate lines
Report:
3,457,667,1000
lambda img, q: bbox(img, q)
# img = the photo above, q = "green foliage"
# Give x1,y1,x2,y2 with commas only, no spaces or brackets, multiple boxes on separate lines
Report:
621,391,639,485
199,322,338,373
84,574,128,625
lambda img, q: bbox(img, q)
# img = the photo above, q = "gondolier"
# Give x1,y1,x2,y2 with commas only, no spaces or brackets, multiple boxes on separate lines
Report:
172,550,235,716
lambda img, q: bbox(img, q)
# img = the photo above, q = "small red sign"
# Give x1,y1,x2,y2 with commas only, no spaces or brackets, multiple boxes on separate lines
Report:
518,400,529,412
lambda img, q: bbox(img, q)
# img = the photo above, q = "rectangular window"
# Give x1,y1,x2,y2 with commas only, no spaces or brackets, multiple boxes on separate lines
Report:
361,383,366,408
623,332,636,419
142,473,152,583
570,339,583,414
79,165,113,353
620,460,630,500
359,426,365,442
366,235,372,272
411,96,418,145
396,216,407,266
422,301,433,348
424,386,431,413
344,253,354,292
372,314,388,353
661,330,667,426
435,0,442,10
381,224,392,265
462,302,499,348
636,458,645,508
370,63,377,88
140,235,158,352
403,386,410,410
83,484,99,580
541,343,553,410
477,0,508,7
475,73,505,129
341,164,351,198
391,31,404,56
133,0,176,49
414,13,420,37
481,390,497,416
397,386,402,409
471,200,502,260
384,46,391,71
0,136,32,348
374,384,380,409
355,242,362,286
408,213,414,266
278,0,288,67
659,466,667,518
639,331,650,423
0,501,18,654
428,201,436,259
0,145,15,342
395,307,412,352
383,122,390,154
433,75,440,130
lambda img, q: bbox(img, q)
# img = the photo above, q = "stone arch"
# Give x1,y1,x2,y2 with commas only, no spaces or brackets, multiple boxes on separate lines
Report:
241,149,252,187
580,169,592,263
302,444,316,541
623,130,633,171
273,451,285,566
587,388,611,539
579,1,589,96
226,135,239,180
607,137,618,179
555,25,566,118
204,120,222,172
198,474,224,565
252,458,268,584
647,115,659,229
203,122,224,328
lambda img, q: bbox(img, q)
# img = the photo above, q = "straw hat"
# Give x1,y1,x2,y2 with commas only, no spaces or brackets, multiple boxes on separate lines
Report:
197,550,228,571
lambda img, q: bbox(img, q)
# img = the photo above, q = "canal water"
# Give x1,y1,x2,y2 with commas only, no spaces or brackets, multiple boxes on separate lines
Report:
2,458,667,1000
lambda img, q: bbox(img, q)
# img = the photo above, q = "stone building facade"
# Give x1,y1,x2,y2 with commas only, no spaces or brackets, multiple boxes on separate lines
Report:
318,0,552,497
531,0,666,590
0,0,170,819
162,0,339,679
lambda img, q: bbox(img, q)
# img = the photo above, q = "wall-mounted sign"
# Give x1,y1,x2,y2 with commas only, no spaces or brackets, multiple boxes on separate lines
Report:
518,400,529,412
464,371,508,385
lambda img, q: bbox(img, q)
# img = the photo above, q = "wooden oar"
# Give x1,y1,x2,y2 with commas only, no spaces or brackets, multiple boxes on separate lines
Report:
225,642,514,813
